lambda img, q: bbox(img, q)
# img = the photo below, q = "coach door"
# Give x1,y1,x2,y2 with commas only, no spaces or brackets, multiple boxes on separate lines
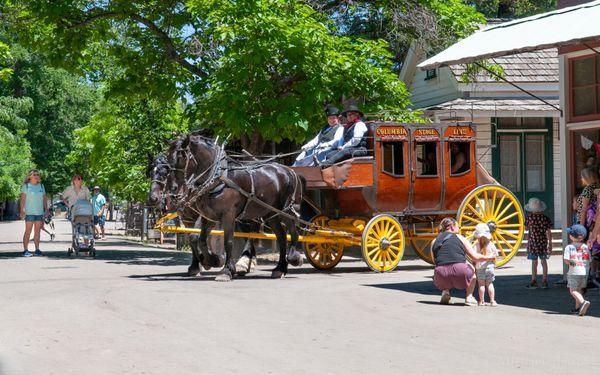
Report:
410,127,442,211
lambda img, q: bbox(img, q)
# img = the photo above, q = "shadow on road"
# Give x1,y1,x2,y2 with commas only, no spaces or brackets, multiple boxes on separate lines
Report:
365,274,600,317
0,248,192,267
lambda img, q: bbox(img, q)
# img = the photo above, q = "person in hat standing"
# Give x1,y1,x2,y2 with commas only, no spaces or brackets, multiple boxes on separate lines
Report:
322,103,368,165
473,223,499,306
293,104,343,167
91,186,107,240
524,197,553,289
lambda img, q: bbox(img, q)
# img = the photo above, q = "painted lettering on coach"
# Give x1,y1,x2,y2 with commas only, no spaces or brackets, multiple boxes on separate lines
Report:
412,128,440,141
444,125,475,141
376,126,408,141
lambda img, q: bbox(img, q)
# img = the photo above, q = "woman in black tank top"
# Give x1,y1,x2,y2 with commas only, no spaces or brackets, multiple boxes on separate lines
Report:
431,218,496,305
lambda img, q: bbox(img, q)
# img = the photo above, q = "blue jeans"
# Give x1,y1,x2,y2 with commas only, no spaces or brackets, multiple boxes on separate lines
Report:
25,215,44,222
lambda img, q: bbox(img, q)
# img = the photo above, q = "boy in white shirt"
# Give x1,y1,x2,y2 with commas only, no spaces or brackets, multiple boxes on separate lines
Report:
563,224,591,316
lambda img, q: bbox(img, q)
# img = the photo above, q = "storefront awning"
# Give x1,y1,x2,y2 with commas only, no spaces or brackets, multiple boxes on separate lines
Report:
418,0,600,70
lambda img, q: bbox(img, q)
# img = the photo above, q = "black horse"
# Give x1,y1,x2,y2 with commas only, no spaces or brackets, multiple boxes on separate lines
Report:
147,154,223,274
147,154,259,277
166,133,304,281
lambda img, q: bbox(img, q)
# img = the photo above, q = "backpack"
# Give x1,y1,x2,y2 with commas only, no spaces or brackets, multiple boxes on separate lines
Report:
586,201,597,230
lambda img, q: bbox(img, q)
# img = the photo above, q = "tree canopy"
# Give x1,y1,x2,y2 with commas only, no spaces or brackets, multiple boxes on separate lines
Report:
468,0,556,19
0,41,34,201
67,98,188,202
1,0,487,152
0,45,99,194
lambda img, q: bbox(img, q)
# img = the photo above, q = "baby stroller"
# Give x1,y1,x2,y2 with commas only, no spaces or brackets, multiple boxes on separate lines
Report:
67,199,96,257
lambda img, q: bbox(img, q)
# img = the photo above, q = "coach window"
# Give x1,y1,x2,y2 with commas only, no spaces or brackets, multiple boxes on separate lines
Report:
449,142,471,176
416,141,438,176
382,142,404,176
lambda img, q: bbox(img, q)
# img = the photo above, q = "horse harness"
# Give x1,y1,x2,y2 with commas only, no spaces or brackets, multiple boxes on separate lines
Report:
176,139,306,226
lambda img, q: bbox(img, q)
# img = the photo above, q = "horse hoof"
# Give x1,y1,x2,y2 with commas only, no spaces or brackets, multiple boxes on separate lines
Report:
187,267,201,277
215,272,232,282
287,251,303,267
271,270,286,279
235,255,251,274
207,253,223,268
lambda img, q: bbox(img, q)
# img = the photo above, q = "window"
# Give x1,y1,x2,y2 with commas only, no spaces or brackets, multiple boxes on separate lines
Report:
425,69,437,80
449,142,471,176
416,142,438,176
382,142,404,176
496,117,546,128
570,55,600,122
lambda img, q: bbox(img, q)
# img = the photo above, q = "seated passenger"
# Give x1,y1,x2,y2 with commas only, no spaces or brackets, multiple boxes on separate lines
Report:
322,103,368,165
293,104,343,167
450,143,467,174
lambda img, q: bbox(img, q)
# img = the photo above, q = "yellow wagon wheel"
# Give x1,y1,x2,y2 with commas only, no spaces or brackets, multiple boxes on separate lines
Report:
362,214,405,272
408,235,433,264
303,215,344,270
457,184,525,267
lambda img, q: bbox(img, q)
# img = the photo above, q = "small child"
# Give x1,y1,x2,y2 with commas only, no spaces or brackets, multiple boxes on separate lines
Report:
564,224,591,316
524,197,553,289
474,223,499,307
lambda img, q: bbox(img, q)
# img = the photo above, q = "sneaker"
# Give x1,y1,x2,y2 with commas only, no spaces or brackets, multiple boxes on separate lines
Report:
570,307,580,314
440,291,451,305
34,249,43,256
525,280,538,289
541,280,549,289
478,302,486,306
490,301,498,307
465,295,478,306
579,300,591,316
23,250,33,257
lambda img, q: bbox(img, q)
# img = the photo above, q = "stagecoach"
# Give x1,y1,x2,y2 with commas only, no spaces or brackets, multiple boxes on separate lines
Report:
154,122,525,273
291,122,525,272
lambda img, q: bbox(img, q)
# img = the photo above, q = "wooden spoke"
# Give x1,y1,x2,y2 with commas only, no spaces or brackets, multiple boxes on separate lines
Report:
495,228,519,240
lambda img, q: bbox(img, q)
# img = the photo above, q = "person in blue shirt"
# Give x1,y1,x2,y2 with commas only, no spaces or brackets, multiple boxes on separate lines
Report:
91,186,107,240
19,169,48,257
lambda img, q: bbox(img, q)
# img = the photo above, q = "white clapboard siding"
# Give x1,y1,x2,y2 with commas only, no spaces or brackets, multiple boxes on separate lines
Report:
473,118,493,172
553,118,562,227
409,67,461,109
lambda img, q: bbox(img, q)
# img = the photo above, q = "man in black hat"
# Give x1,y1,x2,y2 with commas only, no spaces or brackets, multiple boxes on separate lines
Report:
322,103,368,165
293,104,343,167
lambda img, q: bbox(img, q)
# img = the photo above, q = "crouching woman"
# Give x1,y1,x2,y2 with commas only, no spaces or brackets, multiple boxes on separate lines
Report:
431,218,496,305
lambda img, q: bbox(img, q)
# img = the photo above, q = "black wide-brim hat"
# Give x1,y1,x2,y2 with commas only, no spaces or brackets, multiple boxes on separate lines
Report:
325,104,340,117
341,103,364,117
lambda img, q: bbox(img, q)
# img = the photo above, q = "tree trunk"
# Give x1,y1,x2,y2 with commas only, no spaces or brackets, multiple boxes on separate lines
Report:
497,0,514,18
240,128,265,156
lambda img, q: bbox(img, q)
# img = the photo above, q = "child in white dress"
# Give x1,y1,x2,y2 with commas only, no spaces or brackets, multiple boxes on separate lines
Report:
474,223,499,306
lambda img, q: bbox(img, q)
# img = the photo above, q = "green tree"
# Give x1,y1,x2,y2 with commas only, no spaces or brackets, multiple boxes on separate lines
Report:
0,41,34,201
0,125,34,201
468,0,556,18
67,99,188,201
0,46,99,194
308,0,485,67
5,0,424,153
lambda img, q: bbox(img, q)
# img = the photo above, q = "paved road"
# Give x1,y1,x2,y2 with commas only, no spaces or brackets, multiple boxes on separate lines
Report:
0,219,598,375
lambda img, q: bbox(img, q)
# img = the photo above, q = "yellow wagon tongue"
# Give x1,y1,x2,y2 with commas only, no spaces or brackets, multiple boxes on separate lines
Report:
457,185,525,267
